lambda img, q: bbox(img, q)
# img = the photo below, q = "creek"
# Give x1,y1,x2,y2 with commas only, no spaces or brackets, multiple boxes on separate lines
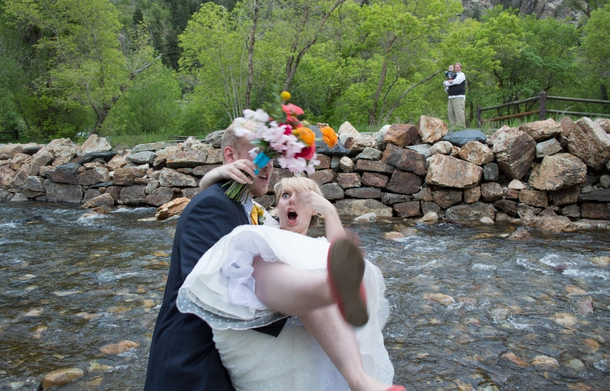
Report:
0,202,609,390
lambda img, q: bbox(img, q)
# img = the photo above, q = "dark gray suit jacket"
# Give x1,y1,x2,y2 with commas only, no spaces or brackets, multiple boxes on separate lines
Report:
144,182,286,390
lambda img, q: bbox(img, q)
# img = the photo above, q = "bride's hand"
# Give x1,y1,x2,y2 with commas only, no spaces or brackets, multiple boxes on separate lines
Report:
216,159,257,184
298,190,335,217
199,159,257,191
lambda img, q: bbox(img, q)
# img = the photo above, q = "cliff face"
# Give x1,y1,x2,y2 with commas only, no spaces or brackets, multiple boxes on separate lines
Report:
461,0,583,20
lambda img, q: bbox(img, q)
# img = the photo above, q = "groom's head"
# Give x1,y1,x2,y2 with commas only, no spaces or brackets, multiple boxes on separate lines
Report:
221,125,273,197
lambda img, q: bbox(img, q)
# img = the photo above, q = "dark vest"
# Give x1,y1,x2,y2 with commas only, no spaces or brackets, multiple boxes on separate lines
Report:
448,75,466,96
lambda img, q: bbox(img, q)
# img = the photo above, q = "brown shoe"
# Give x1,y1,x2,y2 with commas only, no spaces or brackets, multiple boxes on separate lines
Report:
327,238,368,327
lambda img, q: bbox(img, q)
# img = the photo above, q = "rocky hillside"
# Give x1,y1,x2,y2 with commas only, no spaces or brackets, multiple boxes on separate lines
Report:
462,0,584,20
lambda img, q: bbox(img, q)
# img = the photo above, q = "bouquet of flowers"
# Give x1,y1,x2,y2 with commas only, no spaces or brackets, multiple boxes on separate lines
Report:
225,91,338,202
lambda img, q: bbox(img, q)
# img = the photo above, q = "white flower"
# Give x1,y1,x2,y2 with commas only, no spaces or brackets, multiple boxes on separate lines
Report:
243,108,269,123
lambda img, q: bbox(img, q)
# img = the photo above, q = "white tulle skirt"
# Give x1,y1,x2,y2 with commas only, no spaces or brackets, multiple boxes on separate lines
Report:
177,225,394,391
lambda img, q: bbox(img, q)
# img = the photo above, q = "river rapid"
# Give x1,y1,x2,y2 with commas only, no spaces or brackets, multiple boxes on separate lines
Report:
0,202,609,390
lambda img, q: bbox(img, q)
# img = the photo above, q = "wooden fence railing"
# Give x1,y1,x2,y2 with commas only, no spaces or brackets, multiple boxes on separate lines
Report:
476,91,610,126
0,129,19,143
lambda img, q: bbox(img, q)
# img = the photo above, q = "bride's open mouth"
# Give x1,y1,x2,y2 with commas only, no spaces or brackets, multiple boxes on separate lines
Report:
287,210,298,223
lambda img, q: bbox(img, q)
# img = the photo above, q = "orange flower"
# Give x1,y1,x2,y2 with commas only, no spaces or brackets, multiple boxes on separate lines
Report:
293,126,316,147
320,125,337,148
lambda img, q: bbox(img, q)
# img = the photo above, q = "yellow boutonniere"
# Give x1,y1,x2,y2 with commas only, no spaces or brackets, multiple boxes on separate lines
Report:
255,205,266,225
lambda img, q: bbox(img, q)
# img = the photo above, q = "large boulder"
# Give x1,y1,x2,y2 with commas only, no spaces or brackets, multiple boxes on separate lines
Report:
44,180,83,202
334,199,393,217
80,134,112,155
0,143,24,159
566,117,610,169
528,153,587,191
384,124,419,147
158,167,197,188
43,163,81,185
417,115,448,144
425,154,482,189
491,126,536,180
519,119,563,141
445,202,496,224
458,141,494,165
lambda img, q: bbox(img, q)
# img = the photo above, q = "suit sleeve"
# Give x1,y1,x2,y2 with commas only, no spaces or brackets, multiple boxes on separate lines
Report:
178,192,245,280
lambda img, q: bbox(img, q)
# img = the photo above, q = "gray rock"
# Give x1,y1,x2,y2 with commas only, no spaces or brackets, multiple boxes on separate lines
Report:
406,144,432,158
127,151,156,165
445,202,496,224
483,163,499,181
579,188,610,202
132,142,168,153
441,129,487,147
310,125,349,156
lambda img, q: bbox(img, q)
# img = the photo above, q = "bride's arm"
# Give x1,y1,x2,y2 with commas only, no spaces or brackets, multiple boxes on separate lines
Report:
300,191,345,242
198,159,257,191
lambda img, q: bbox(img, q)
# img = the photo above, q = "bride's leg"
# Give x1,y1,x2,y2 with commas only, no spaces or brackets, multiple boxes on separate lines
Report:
252,256,333,314
251,259,400,391
299,306,393,391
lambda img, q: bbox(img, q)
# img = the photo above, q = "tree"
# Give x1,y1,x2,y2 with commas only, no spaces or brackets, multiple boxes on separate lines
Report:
180,2,248,120
582,4,610,99
3,0,160,136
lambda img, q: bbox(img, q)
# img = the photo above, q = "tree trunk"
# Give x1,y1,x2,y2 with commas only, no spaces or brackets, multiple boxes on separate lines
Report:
91,55,162,134
381,70,441,124
282,0,346,91
245,0,260,109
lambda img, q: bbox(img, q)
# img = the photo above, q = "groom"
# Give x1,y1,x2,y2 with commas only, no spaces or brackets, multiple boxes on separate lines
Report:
144,125,282,390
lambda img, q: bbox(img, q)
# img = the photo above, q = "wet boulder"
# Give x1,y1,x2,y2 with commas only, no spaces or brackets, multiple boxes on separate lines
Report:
41,368,84,389
156,197,190,220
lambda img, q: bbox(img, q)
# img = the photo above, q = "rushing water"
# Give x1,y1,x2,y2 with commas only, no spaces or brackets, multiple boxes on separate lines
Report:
0,202,609,390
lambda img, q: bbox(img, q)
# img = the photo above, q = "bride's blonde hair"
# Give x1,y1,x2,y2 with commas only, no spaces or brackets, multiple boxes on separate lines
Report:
274,177,324,229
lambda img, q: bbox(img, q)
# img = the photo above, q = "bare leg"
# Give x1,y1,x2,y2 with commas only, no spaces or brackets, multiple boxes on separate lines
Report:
252,257,393,391
252,256,333,314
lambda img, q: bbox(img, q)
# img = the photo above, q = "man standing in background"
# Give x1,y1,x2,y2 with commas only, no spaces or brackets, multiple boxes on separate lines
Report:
443,62,466,129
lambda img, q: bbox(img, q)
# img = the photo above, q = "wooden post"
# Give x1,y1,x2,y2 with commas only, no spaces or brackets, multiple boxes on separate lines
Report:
14,128,19,141
539,91,547,120
476,105,481,126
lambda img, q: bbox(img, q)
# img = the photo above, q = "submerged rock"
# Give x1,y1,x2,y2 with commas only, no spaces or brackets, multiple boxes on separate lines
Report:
41,368,84,389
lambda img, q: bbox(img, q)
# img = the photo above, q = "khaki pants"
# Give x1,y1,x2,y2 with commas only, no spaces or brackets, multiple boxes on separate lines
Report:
448,97,466,128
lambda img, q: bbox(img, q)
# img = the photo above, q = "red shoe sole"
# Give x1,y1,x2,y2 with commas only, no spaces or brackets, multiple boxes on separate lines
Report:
327,238,368,327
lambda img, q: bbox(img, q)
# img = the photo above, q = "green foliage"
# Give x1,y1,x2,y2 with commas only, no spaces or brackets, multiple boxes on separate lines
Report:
583,4,610,82
1,0,609,142
102,63,182,136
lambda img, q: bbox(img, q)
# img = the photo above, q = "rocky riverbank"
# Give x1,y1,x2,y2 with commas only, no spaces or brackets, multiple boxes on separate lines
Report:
1,115,609,232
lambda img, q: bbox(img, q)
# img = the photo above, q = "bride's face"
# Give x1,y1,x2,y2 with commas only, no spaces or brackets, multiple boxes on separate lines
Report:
277,187,314,235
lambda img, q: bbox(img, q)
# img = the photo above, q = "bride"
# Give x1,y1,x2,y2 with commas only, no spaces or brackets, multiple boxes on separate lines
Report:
178,173,404,391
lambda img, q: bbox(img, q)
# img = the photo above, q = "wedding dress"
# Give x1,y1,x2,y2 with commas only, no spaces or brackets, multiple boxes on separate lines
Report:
177,225,394,391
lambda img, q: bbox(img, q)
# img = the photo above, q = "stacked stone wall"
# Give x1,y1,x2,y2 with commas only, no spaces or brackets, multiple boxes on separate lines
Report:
1,116,609,231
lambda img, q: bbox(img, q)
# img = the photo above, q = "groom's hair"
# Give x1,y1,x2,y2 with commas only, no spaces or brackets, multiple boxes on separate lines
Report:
221,124,249,163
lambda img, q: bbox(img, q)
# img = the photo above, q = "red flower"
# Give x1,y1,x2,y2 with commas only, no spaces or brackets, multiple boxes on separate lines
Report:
280,123,293,136
295,146,315,160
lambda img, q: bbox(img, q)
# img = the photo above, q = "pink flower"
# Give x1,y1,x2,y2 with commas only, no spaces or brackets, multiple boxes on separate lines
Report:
282,104,305,124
